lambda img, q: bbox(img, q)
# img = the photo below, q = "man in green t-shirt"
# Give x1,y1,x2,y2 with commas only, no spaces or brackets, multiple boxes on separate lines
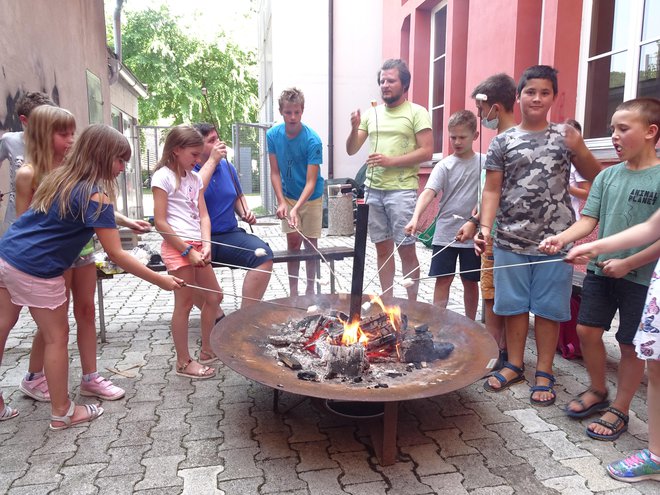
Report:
346,59,433,301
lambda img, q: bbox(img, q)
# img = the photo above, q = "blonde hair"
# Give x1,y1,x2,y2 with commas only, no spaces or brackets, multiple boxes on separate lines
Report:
24,105,76,189
32,124,130,219
156,125,204,189
278,87,305,112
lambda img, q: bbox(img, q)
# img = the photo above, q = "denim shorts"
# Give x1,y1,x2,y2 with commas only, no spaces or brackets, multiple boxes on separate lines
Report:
71,252,95,269
429,245,481,282
211,228,274,269
578,271,649,344
0,256,67,309
365,188,417,245
493,246,572,321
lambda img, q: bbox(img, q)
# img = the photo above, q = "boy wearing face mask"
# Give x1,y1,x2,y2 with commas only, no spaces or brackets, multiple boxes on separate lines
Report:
456,73,517,370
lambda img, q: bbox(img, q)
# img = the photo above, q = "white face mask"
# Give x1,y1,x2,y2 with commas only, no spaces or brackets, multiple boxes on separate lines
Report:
481,106,499,130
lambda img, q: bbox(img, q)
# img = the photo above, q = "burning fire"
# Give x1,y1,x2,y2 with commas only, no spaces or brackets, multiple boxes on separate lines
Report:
339,295,402,346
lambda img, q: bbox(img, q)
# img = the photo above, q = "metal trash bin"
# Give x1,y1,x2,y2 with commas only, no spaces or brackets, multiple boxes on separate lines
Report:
327,184,354,236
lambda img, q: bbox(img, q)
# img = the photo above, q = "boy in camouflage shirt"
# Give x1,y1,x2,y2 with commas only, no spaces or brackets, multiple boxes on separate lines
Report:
476,65,601,405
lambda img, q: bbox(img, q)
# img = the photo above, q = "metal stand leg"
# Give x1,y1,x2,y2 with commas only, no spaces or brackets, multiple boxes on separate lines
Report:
369,401,399,465
329,260,336,294
96,278,107,343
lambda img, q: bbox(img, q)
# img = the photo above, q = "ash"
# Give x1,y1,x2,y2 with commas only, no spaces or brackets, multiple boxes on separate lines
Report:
264,310,455,386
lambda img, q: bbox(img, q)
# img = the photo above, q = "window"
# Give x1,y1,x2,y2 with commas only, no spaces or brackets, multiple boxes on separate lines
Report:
578,0,660,145
429,3,447,155
86,70,103,124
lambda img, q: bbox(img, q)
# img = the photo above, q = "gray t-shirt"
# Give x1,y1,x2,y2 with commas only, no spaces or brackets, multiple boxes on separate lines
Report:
0,131,25,235
426,153,483,247
485,123,574,254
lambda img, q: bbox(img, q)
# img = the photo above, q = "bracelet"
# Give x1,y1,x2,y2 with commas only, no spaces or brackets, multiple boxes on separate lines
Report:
181,245,193,257
480,225,492,231
467,216,479,226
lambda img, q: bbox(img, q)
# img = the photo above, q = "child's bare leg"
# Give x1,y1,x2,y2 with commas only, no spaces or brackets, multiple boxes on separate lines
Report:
0,287,22,375
375,239,396,299
433,275,453,308
589,343,645,436
487,312,528,389
70,263,98,375
533,315,560,402
194,265,222,357
286,232,303,296
241,260,272,308
485,299,505,348
399,243,419,301
461,278,479,320
170,266,196,365
304,237,318,295
567,324,607,412
649,361,660,456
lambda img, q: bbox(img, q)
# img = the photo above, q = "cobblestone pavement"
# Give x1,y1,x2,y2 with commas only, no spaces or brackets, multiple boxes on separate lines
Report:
0,223,655,494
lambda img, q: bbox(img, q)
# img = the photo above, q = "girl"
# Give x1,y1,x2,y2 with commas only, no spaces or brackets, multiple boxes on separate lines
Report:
16,105,146,404
566,209,660,482
152,125,222,379
0,124,182,427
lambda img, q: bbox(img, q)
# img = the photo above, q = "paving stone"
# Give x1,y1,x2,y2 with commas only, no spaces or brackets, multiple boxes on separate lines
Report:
512,446,576,480
120,401,160,423
343,480,389,495
255,430,297,460
65,435,112,466
494,462,562,494
560,456,629,492
98,445,149,477
425,428,478,458
531,431,591,460
180,439,223,469
144,435,187,458
179,464,225,494
419,472,469,494
134,454,185,491
96,474,144,495
218,403,257,427
217,477,263,494
252,409,291,434
187,397,223,418
12,452,70,487
464,401,516,425
7,483,59,495
332,451,383,485
376,458,437,494
184,414,223,442
285,412,327,444
110,420,155,447
505,408,559,433
216,447,263,480
325,425,366,454
258,457,307,493
450,413,499,441
298,467,346,494
291,440,339,472
466,437,525,468
399,444,455,476
217,384,251,404
58,462,106,494
429,394,473,417
542,474,592,494
469,486,514,495
446,453,506,490
217,423,257,450
133,487,183,495
396,419,434,447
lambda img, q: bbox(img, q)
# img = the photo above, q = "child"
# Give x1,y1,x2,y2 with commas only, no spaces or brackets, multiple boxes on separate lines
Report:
565,119,591,220
477,65,601,406
540,97,659,440
0,124,182,426
0,91,55,235
16,105,148,403
456,73,518,367
267,88,324,296
404,110,482,319
565,209,660,481
152,125,222,379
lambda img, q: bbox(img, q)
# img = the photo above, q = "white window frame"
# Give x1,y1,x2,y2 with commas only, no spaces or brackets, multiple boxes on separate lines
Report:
576,0,654,159
428,0,448,161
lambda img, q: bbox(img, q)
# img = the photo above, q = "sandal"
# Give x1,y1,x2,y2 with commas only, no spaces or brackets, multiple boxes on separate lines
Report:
0,404,19,421
587,406,629,441
176,359,216,379
530,371,557,407
483,362,525,392
198,350,219,365
49,401,104,431
564,388,609,418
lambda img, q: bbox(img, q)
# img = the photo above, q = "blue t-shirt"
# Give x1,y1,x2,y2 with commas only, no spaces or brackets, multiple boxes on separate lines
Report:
0,184,116,278
266,123,324,201
193,159,240,234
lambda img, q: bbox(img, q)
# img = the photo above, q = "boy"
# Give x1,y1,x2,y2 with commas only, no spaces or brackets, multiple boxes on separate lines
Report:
456,73,518,367
0,91,55,235
267,88,324,296
477,65,601,406
540,97,660,440
405,110,481,319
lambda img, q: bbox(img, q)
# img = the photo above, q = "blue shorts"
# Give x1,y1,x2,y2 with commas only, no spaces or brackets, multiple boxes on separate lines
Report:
493,246,572,321
211,228,274,269
429,245,481,282
578,271,648,345
365,188,416,245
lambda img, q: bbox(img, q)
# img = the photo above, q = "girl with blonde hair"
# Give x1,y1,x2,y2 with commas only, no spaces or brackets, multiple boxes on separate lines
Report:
152,125,223,379
0,124,182,427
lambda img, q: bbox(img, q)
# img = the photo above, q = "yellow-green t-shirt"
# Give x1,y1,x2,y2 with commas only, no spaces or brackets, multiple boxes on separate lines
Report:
359,100,432,190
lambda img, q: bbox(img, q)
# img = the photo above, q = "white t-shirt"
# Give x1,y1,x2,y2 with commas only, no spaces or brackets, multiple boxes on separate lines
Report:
569,165,586,220
151,167,203,240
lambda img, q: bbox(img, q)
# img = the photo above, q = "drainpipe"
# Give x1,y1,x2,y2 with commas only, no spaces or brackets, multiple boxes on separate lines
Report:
109,0,125,85
328,0,334,178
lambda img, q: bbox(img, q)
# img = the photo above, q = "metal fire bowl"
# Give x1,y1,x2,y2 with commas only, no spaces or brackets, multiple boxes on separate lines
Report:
211,294,498,403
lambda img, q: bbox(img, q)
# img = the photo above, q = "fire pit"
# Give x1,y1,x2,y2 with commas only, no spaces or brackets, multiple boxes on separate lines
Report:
211,293,497,465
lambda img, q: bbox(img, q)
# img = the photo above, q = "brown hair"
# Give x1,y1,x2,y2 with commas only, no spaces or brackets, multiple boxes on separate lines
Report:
615,98,660,144
156,125,204,189
278,88,305,112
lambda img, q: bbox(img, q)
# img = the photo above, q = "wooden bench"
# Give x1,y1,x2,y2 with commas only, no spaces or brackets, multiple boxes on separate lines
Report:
95,245,355,343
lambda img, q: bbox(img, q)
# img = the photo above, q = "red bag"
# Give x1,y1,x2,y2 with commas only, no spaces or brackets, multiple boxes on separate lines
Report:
557,294,582,359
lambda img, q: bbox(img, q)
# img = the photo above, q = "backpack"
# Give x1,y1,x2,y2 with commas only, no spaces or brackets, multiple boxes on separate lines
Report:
557,293,582,359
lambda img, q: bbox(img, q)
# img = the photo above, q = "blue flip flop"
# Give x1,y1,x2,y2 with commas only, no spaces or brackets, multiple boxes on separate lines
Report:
530,371,557,407
483,361,525,392
564,388,610,418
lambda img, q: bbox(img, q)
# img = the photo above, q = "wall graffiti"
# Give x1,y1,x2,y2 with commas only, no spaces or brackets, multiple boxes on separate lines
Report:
1,86,60,132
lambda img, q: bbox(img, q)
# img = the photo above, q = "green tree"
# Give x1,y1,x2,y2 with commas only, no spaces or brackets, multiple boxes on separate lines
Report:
115,5,257,144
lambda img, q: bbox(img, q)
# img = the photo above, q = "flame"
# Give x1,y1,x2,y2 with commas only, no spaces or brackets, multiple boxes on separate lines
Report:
369,295,402,331
339,295,402,346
